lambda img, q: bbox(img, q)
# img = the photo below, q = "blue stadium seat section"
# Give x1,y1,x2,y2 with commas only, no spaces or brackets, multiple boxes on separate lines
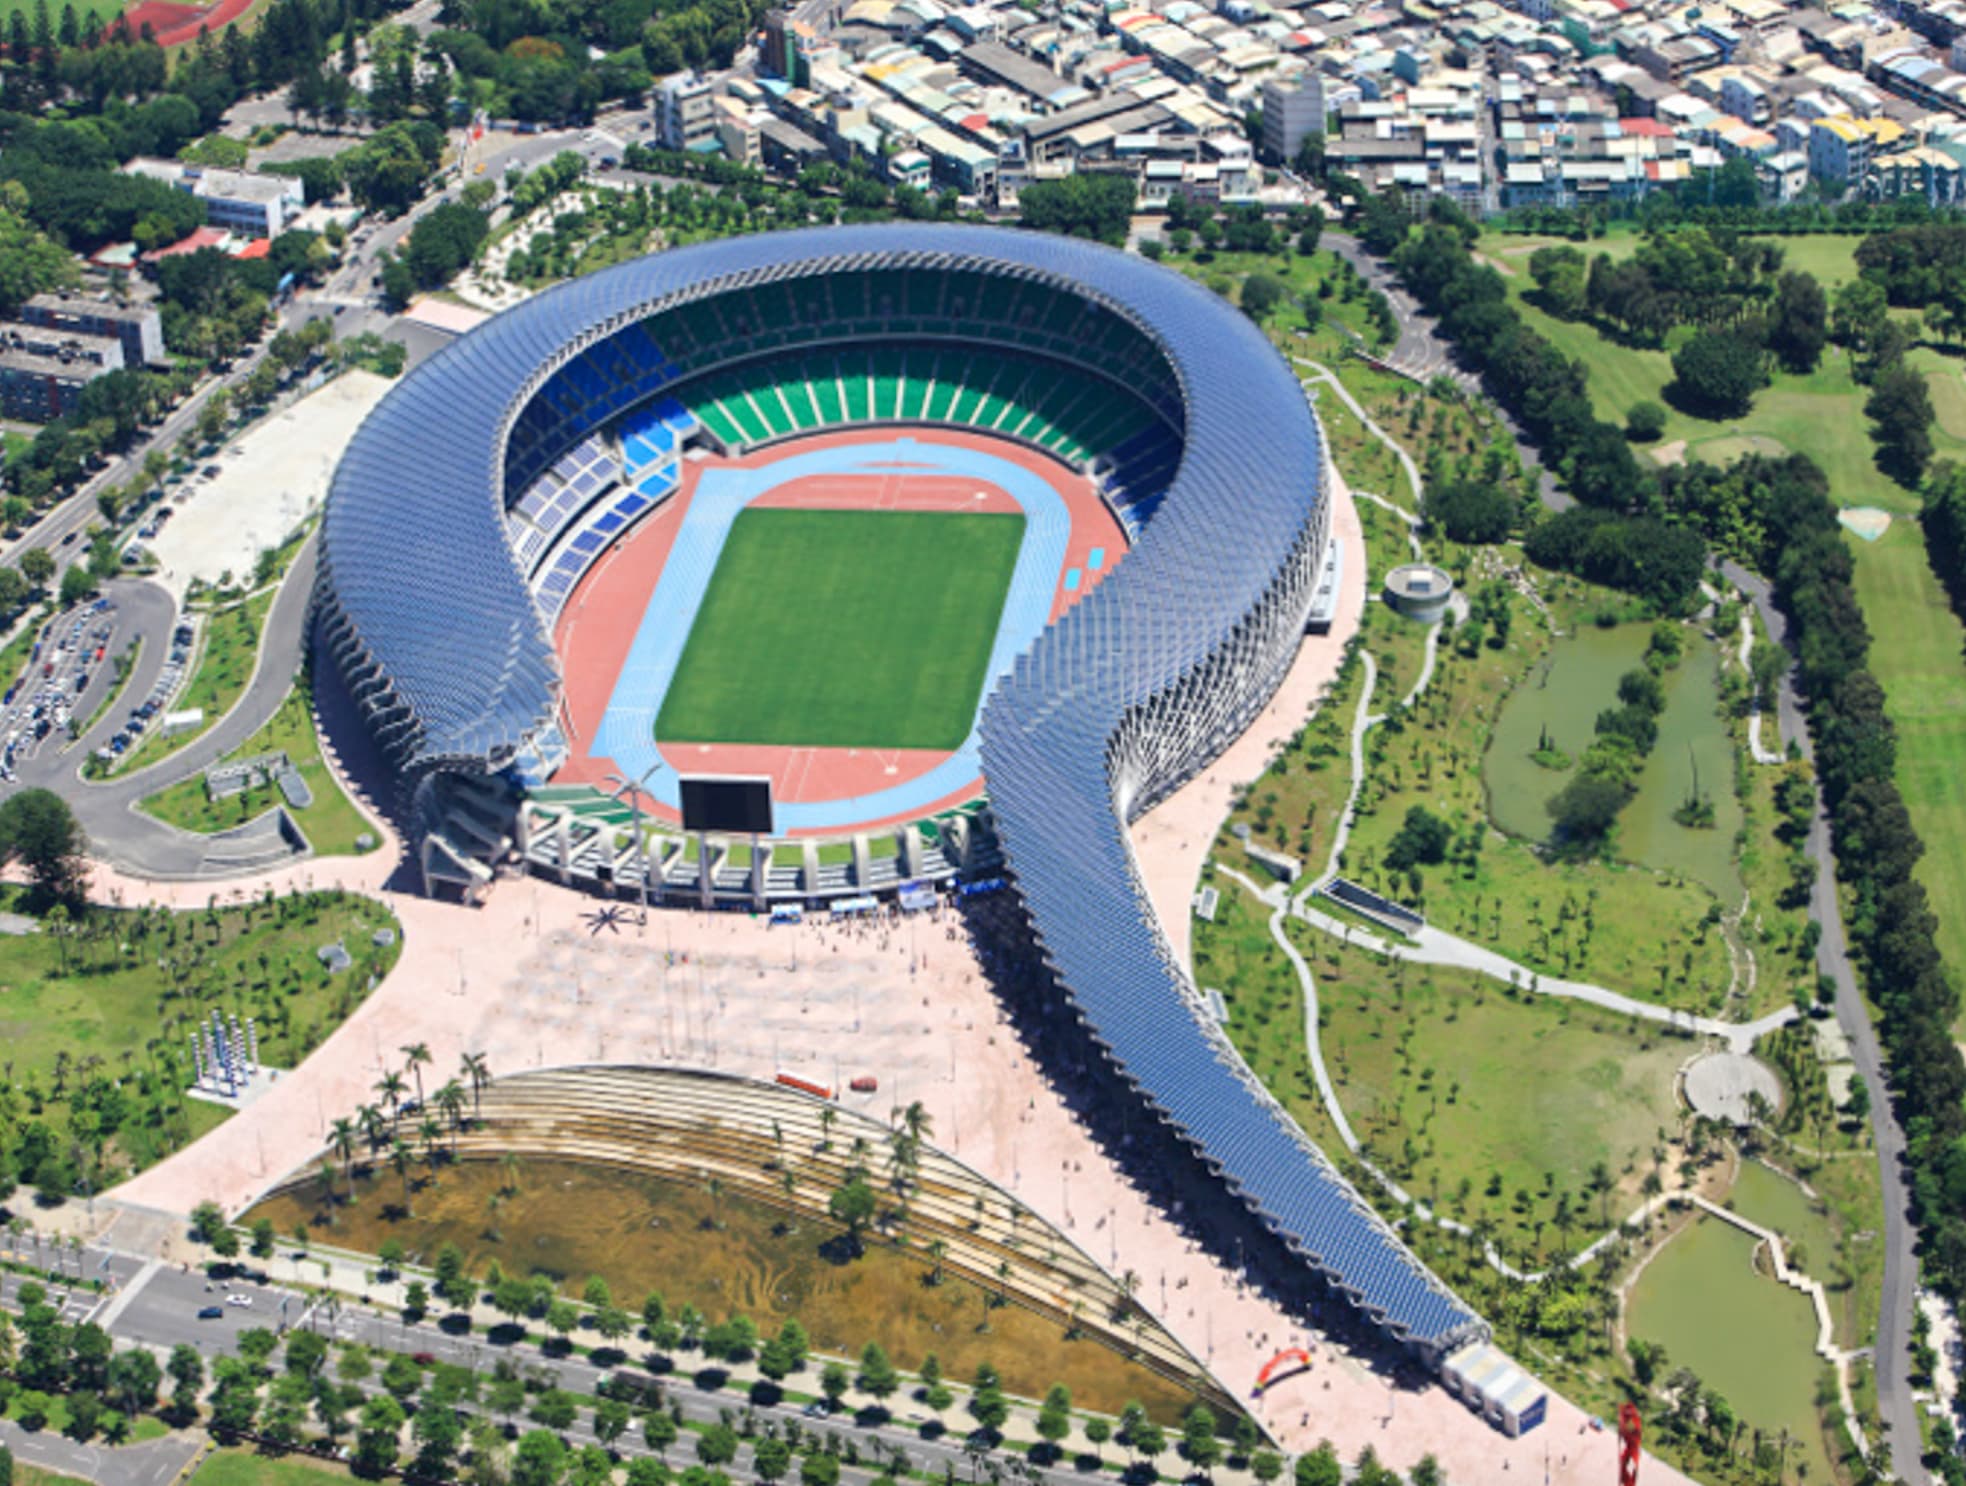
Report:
320,227,1486,1362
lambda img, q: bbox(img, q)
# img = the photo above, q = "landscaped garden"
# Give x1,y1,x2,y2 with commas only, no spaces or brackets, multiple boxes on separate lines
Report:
244,1156,1199,1421
0,883,400,1187
138,667,378,857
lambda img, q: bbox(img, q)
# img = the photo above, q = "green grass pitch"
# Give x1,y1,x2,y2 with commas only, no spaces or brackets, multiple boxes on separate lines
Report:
656,508,1024,751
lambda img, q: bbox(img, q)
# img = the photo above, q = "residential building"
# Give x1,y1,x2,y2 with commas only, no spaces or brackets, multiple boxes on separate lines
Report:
18,293,163,367
656,72,718,151
1262,68,1327,162
0,322,124,423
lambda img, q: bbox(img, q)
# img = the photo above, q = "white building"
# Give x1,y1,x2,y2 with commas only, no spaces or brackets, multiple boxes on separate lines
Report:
123,159,304,239
656,72,718,152
1262,68,1326,163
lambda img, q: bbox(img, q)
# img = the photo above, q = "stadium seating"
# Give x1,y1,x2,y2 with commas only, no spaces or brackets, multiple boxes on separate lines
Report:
676,344,1167,479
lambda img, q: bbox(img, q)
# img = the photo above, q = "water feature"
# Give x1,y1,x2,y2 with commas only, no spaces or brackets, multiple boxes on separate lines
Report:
1485,625,1743,903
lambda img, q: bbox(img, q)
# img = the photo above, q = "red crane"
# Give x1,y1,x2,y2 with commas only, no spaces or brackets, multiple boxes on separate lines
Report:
1618,1403,1642,1486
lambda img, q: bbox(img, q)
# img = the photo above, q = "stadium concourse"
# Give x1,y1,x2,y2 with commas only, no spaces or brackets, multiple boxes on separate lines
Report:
104,465,1667,1483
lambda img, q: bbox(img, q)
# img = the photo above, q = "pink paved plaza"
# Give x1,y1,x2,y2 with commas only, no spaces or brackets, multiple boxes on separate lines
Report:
100,471,1675,1486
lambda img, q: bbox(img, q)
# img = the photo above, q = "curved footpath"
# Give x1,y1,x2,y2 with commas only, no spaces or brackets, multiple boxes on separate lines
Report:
1331,243,1923,1475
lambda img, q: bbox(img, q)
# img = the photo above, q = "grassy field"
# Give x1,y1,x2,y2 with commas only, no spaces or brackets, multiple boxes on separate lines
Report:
246,1156,1200,1421
1628,1215,1839,1486
0,885,398,1181
657,509,1023,751
138,671,377,857
1845,522,1966,1033
194,1449,354,1486
113,589,274,775
1489,232,1966,515
1297,940,1685,1262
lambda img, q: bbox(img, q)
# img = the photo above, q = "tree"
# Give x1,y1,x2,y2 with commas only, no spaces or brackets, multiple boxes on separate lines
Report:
353,1394,406,1478
827,1177,877,1250
1424,474,1513,543
800,1454,840,1486
696,1423,738,1466
1844,1074,1870,1122
1528,245,1588,320
106,1348,160,1415
513,1430,569,1486
1626,400,1667,441
1036,1384,1072,1457
643,1409,678,1459
1868,362,1936,485
18,549,53,588
594,1397,632,1450
1769,271,1828,373
1241,272,1285,322
530,1388,577,1431
858,1341,899,1404
820,1360,850,1409
1182,1403,1221,1475
1671,329,1766,417
1383,805,1451,872
1016,174,1136,246
754,1436,792,1483
0,789,87,905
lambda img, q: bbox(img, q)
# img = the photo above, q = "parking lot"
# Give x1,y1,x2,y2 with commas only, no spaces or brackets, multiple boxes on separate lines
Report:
0,599,124,781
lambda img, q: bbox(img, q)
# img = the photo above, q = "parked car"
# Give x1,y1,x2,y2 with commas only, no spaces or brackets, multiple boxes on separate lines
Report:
197,1305,223,1320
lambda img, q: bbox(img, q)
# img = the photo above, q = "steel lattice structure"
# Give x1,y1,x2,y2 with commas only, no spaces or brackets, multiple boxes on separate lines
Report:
317,223,1487,1355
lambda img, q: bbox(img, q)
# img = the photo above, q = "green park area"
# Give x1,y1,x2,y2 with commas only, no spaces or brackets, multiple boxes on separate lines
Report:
193,1449,353,1486
0,884,398,1187
1627,1214,1840,1486
245,1156,1197,1422
1488,230,1966,513
139,669,377,857
1302,949,1685,1266
1844,521,1966,1034
657,509,1023,752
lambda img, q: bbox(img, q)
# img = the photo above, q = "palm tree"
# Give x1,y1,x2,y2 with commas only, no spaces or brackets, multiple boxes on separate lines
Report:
401,1042,433,1108
319,1158,338,1214
926,1239,948,1286
461,1051,490,1114
900,1100,934,1146
357,1103,387,1153
417,1115,443,1178
499,1149,523,1195
329,1117,358,1203
388,1139,414,1211
435,1079,466,1151
375,1070,407,1121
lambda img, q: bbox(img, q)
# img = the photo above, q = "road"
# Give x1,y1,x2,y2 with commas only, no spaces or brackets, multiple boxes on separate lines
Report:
21,1230,1139,1486
1725,560,1925,1481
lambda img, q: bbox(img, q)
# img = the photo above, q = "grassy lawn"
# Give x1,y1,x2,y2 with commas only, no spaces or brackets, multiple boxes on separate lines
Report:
246,1155,1201,1423
138,670,378,857
1298,938,1685,1263
112,589,275,776
1846,522,1966,1033
195,1449,355,1486
0,885,398,1183
1628,1215,1840,1486
658,508,1023,751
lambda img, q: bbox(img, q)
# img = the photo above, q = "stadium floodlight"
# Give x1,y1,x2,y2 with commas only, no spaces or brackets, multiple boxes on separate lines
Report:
604,761,664,924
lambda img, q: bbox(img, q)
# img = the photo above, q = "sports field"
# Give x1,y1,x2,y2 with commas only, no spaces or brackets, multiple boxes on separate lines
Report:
656,507,1023,751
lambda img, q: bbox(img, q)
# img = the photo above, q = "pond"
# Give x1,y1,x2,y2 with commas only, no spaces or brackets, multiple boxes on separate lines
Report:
1485,625,1743,903
1628,1216,1836,1485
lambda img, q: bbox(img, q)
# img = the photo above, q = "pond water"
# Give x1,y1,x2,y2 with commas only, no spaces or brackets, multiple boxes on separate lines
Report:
1629,1216,1835,1486
1485,625,1743,903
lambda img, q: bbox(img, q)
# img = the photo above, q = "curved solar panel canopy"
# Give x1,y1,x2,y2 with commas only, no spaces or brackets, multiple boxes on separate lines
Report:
319,222,1485,1355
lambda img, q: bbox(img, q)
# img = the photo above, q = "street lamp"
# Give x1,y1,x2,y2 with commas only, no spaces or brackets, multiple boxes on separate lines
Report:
604,760,664,924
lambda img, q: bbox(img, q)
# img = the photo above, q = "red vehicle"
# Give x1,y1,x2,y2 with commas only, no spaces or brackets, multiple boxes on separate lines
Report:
775,1072,832,1100
41,662,52,677
849,1076,878,1093
93,646,104,663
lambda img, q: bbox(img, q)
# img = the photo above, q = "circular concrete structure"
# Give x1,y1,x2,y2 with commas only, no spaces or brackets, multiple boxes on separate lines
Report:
1385,562,1455,623
1683,1050,1782,1126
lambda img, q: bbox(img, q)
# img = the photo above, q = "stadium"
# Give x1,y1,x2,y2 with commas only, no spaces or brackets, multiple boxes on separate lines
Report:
318,223,1499,1369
